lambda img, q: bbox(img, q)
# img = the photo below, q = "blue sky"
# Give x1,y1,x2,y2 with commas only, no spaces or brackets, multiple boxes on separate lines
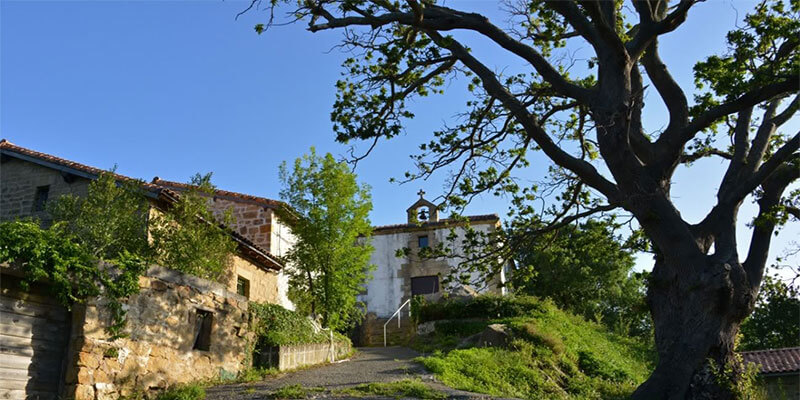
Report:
1,0,797,273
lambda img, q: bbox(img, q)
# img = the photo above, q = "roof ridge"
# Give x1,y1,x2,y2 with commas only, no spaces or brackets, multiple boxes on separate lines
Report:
151,177,288,209
373,214,500,230
1,139,282,271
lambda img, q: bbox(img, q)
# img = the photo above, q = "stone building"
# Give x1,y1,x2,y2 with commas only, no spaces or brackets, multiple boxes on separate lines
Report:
357,191,507,345
0,140,294,399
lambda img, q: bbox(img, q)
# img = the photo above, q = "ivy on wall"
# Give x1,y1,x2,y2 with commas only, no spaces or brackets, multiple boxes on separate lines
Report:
0,171,238,338
0,220,146,338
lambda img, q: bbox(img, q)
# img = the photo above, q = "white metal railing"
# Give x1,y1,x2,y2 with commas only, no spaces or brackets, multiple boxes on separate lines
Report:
384,298,412,347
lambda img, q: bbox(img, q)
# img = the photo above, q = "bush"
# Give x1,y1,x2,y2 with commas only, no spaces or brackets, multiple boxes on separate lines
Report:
250,303,330,346
156,385,205,400
412,295,545,323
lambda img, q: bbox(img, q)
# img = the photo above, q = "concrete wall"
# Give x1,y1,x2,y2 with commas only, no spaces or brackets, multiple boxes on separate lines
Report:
65,266,253,400
360,222,504,318
276,341,351,371
0,157,90,221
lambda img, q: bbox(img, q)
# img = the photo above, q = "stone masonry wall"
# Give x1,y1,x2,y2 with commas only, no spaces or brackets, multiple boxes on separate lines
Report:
0,157,90,221
225,256,280,304
65,266,253,400
206,199,272,251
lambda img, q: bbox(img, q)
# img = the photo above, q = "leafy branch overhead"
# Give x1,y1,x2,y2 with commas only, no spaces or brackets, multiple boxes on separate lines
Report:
249,1,799,398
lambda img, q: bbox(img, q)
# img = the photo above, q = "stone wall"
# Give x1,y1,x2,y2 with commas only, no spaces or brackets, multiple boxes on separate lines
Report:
225,256,280,304
65,266,253,400
0,157,90,221
207,199,272,251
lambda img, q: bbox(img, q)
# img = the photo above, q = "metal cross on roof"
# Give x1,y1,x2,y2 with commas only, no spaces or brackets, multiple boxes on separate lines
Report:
417,189,426,198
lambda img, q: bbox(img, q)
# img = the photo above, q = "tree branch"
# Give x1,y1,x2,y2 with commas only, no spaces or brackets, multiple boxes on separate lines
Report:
731,133,800,203
641,39,689,140
307,3,593,101
743,163,800,290
627,0,698,59
420,29,620,200
656,78,799,170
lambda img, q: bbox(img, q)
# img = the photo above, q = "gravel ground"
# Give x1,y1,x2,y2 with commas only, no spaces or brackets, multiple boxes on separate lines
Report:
205,347,508,399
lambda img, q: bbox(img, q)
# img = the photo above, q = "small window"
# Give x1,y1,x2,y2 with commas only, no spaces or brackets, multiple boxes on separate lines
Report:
411,275,440,295
193,310,213,351
33,185,50,212
236,276,250,298
418,235,429,249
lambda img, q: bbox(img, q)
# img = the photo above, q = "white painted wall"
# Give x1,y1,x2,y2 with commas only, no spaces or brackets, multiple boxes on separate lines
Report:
270,212,297,310
360,223,503,318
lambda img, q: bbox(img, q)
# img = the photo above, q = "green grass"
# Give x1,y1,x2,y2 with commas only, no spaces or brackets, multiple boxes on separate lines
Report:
336,379,446,399
414,297,655,400
156,384,206,400
270,384,324,399
237,367,279,383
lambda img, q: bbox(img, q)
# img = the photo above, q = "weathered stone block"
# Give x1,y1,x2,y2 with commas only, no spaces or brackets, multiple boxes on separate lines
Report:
73,384,95,400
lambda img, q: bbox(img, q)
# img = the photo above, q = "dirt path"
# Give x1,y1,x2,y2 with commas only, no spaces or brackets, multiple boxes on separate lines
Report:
205,347,501,399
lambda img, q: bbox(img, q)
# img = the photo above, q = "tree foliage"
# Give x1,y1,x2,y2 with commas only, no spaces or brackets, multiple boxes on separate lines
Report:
279,148,374,330
738,274,800,351
513,219,650,338
0,220,147,338
49,171,151,260
150,173,237,281
0,171,240,337
252,0,799,397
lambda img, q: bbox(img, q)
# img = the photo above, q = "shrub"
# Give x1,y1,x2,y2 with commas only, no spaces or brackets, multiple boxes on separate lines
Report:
156,385,205,400
249,303,331,346
413,295,545,323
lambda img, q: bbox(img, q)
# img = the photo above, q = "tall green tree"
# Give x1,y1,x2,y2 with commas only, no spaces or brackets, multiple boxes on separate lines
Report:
251,0,799,397
279,148,374,330
514,219,650,338
738,274,800,351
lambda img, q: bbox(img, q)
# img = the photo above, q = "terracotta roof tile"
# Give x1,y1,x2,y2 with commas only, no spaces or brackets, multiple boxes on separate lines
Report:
151,178,288,210
741,347,800,375
0,139,162,191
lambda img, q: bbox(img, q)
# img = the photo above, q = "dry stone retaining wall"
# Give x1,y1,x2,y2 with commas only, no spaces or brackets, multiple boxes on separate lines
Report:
65,266,253,400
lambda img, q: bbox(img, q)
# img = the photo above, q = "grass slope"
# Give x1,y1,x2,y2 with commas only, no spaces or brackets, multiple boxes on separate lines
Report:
413,298,654,400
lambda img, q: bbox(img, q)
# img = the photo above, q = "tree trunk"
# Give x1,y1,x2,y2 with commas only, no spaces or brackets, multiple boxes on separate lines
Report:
631,255,756,400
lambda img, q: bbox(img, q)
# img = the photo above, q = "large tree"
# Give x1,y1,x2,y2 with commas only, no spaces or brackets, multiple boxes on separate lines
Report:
251,1,798,398
279,148,374,331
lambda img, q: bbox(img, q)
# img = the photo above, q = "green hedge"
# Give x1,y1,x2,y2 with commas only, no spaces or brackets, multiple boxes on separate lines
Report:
412,295,545,324
250,303,330,346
